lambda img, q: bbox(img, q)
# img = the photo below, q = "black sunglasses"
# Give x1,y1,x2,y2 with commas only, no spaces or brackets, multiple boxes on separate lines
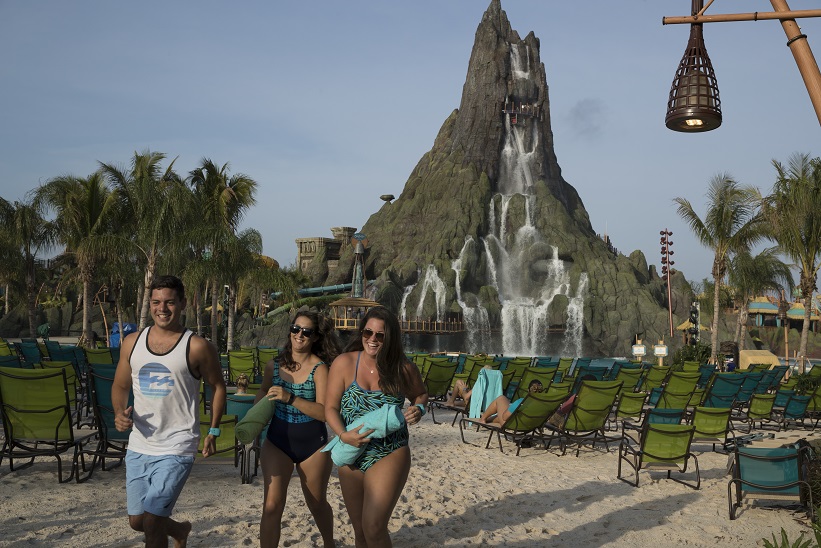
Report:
290,324,315,337
362,328,385,342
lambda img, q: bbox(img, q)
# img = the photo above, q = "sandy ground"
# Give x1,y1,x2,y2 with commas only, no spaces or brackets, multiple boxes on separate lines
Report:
1,409,818,547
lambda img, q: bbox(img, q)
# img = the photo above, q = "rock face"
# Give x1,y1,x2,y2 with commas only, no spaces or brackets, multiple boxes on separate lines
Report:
325,0,689,356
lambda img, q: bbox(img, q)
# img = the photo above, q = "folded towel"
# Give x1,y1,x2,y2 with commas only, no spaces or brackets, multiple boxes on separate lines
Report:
469,368,503,418
322,404,405,466
236,397,276,444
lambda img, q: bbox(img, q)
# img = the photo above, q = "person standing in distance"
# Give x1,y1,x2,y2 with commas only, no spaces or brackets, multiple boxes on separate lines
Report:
113,275,226,548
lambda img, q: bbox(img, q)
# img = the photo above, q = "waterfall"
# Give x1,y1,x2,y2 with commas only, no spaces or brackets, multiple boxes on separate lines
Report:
415,264,447,322
476,42,588,357
399,284,415,321
452,237,490,353
562,274,588,357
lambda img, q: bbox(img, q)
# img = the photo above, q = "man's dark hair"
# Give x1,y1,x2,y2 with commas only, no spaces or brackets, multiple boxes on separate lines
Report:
149,275,185,301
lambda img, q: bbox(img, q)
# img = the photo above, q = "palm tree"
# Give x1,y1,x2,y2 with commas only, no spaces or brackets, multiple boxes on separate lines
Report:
187,158,257,345
675,174,763,364
0,198,24,315
0,196,58,336
36,171,117,346
727,248,794,348
759,153,821,371
99,150,188,329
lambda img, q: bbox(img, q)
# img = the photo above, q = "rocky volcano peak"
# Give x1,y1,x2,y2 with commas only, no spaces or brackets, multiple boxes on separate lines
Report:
319,0,689,357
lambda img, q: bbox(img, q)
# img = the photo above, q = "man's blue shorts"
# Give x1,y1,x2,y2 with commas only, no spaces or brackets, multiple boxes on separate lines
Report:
126,450,194,517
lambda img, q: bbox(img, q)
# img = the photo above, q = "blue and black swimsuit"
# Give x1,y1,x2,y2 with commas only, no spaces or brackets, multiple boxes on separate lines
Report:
339,352,409,472
265,361,327,464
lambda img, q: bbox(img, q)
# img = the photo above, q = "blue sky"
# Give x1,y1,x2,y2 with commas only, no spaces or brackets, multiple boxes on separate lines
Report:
1,1,818,287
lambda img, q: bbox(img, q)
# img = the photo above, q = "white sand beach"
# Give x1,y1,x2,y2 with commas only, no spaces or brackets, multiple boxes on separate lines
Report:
1,411,817,547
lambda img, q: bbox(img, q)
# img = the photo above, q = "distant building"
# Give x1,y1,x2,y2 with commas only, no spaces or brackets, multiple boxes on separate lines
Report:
295,226,357,274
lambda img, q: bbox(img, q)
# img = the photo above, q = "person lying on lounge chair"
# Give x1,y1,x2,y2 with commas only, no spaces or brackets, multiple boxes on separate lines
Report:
453,379,543,425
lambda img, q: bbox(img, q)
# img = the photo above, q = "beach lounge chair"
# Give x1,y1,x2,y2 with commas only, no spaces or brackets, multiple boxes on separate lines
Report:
664,370,701,395
608,391,647,430
227,350,256,385
421,359,458,424
0,366,95,482
701,373,743,408
728,445,814,520
0,354,22,367
502,359,534,397
639,365,670,394
511,367,554,401
14,341,42,368
84,347,114,365
36,360,85,426
613,367,643,394
772,394,811,431
689,406,734,451
198,413,245,481
732,393,777,433
618,422,699,489
697,364,717,388
226,393,257,484
734,372,764,408
459,391,565,456
541,379,623,456
77,363,133,482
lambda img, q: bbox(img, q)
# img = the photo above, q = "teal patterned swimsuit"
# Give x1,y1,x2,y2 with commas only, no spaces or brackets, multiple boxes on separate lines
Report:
340,353,409,472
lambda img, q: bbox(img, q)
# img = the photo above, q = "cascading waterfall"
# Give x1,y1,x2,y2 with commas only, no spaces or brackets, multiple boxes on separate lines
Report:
399,284,415,321
561,273,588,357
478,42,586,357
452,237,490,353
415,264,447,322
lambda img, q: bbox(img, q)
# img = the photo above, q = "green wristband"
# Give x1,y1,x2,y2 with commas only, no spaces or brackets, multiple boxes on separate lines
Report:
415,403,426,417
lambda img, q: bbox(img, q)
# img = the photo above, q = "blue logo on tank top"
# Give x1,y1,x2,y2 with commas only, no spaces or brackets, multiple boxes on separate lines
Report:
138,362,174,398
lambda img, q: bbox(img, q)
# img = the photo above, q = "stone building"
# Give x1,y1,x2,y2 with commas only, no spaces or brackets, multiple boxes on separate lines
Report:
295,226,357,275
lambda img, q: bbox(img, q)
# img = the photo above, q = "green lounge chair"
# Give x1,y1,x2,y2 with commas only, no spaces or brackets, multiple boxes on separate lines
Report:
227,350,256,385
618,422,699,489
733,393,776,433
541,379,623,456
0,366,95,482
689,406,734,451
421,360,458,424
198,413,244,481
459,391,565,456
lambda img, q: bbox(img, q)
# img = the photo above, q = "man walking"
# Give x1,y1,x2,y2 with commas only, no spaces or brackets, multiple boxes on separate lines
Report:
113,275,226,547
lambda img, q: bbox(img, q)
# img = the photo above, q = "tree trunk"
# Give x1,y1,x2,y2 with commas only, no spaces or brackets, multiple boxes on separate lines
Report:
227,286,236,351
738,306,750,350
800,291,812,373
4,283,9,315
193,287,203,336
733,300,744,345
711,276,721,365
139,256,156,330
211,279,219,346
25,258,37,337
81,264,93,348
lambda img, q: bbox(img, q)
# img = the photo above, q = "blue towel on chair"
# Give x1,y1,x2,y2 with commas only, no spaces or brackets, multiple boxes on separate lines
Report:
321,404,405,466
469,368,503,419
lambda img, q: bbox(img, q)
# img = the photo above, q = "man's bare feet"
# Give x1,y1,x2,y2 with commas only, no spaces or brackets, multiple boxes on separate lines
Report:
172,521,192,548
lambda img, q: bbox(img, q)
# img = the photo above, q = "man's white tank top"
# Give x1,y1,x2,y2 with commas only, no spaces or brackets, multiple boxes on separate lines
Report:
127,326,201,456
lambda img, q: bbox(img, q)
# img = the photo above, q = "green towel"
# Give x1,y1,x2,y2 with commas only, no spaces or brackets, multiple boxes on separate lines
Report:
236,397,275,444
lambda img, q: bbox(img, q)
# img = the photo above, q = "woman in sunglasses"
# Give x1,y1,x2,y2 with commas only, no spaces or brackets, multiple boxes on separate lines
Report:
325,306,428,547
255,311,341,548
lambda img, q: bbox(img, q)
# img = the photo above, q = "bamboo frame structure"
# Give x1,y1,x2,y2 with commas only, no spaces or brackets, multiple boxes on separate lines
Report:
663,0,821,127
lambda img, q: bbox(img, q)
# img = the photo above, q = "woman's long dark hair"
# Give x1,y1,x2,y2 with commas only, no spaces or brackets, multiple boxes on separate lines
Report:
344,306,410,396
280,311,341,371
